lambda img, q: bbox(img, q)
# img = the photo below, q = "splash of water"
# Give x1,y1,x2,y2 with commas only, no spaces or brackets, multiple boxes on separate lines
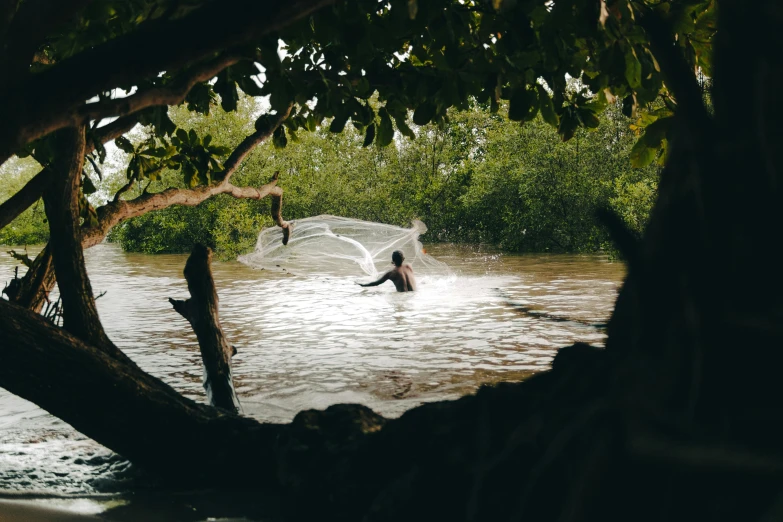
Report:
238,215,450,277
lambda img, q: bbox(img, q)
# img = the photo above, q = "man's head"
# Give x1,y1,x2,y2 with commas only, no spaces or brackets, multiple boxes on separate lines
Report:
392,250,405,267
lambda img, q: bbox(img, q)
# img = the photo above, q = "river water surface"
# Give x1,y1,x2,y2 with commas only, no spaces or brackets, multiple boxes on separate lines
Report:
0,242,624,518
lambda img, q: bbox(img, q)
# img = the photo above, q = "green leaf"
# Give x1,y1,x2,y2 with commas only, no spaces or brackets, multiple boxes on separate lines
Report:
508,88,538,122
210,146,232,156
557,109,580,141
363,123,376,147
412,102,436,126
622,94,637,118
630,138,658,168
577,108,600,129
394,115,416,139
255,114,276,133
82,174,97,195
624,47,642,89
408,0,418,19
182,161,197,187
115,136,134,154
214,70,239,113
237,76,264,97
330,112,349,133
537,85,559,127
269,80,291,113
272,126,288,149
306,114,317,132
188,129,198,145
376,109,394,147
629,117,672,167
176,128,188,144
140,147,169,158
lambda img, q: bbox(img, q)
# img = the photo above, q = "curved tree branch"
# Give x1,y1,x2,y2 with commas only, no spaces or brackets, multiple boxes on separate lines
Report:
90,113,142,145
0,297,282,482
0,113,139,233
0,167,51,230
640,13,712,132
82,107,292,248
75,53,243,128
0,0,334,162
220,105,293,177
83,174,285,248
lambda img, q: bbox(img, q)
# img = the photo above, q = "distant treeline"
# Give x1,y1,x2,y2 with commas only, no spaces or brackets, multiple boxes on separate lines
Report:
1,101,659,259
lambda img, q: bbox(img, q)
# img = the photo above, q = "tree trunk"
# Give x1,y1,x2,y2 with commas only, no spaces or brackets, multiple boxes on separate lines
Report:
41,126,123,359
170,244,241,412
0,297,283,484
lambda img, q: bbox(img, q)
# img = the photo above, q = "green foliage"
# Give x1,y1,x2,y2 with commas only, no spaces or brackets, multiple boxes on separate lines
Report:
113,101,660,257
14,0,715,194
0,158,49,246
108,195,271,260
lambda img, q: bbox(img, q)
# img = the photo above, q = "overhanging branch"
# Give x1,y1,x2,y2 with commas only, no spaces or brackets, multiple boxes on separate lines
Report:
83,174,284,248
76,54,243,128
83,107,292,248
0,0,334,162
220,105,293,179
0,167,50,230
0,114,139,233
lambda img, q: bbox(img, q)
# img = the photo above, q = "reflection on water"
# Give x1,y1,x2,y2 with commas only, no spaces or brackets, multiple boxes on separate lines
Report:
0,242,624,497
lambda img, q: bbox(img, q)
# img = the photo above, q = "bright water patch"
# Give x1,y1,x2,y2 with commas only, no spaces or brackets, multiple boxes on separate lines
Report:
0,242,624,498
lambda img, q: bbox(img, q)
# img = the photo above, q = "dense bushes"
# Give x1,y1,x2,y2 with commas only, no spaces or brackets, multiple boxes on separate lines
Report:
111,196,272,259
2,100,659,258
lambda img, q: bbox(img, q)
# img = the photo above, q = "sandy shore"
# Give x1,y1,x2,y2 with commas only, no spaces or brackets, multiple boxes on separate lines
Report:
0,500,102,521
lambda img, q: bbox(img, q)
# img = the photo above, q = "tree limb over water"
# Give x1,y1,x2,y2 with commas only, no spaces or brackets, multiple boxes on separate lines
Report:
169,245,241,413
0,0,333,163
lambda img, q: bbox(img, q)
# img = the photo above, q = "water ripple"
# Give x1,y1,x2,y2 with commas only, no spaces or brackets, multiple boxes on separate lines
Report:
0,243,624,495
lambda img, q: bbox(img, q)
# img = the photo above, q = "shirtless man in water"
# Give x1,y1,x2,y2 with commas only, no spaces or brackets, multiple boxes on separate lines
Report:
358,250,416,292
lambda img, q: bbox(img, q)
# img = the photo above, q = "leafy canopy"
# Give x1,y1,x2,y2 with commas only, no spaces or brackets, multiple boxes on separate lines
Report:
9,0,715,195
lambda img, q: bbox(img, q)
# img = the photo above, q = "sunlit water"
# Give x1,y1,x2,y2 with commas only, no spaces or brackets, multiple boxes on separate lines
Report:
0,242,624,506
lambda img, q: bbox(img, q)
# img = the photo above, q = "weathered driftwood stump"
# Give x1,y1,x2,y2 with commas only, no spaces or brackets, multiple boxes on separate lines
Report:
170,244,241,413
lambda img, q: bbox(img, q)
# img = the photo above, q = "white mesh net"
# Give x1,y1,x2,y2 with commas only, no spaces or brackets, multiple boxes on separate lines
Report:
238,215,449,277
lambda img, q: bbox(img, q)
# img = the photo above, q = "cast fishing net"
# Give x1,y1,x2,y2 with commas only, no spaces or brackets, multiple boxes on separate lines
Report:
238,215,448,277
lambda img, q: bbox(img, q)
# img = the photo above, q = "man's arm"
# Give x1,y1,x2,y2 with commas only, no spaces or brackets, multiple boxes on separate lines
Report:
358,272,390,287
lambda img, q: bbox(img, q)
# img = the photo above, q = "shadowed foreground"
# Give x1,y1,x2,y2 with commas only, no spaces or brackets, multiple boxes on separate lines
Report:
3,2,783,521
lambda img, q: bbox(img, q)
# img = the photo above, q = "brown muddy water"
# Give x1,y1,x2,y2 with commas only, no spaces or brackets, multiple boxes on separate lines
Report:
0,242,624,520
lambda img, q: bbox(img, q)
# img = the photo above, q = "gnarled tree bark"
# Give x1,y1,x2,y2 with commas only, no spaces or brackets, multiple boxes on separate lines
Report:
170,245,241,413
41,126,125,360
